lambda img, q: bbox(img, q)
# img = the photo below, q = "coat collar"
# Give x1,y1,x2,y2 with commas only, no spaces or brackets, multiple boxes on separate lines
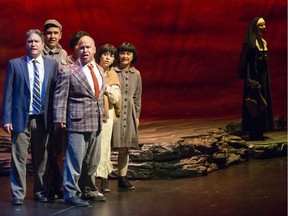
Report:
69,61,105,99
114,65,137,73
43,44,63,55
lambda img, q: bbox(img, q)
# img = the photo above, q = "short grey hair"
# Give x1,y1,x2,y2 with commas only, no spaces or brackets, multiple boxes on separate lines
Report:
26,29,44,42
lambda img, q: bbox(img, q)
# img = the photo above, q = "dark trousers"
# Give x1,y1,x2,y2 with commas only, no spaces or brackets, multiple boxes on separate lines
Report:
47,128,67,198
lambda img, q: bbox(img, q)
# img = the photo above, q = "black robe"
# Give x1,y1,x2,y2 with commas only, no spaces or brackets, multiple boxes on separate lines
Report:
237,17,274,139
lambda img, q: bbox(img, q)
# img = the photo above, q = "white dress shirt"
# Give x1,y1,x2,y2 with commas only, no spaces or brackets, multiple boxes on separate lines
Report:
81,61,103,95
27,55,45,114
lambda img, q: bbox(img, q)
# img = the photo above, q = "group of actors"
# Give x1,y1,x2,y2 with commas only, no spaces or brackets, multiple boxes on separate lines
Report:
1,16,275,207
1,19,142,207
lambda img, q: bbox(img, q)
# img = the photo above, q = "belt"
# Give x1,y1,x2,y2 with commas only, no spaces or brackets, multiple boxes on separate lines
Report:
29,114,44,119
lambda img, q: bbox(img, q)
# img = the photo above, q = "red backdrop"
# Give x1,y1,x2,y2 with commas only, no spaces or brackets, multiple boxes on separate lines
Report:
0,0,286,119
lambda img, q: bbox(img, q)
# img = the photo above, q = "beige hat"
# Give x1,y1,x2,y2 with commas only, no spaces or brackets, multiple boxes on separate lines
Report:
44,19,62,31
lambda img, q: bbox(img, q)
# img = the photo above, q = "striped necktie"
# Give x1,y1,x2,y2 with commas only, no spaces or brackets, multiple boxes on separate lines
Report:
88,64,100,98
32,60,42,114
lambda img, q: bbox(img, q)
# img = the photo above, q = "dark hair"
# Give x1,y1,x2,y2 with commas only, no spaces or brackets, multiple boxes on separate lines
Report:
44,24,57,32
26,29,44,42
117,42,138,64
69,31,90,50
95,44,117,67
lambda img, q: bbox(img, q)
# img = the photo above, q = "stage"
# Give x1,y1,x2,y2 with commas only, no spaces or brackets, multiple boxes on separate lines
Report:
0,157,286,216
0,118,287,216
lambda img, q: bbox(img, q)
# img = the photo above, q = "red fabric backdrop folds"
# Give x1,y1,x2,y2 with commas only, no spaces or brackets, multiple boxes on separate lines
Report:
0,0,286,119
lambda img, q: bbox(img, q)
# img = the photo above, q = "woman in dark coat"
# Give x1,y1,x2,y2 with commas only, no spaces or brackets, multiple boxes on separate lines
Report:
112,42,142,189
237,17,274,140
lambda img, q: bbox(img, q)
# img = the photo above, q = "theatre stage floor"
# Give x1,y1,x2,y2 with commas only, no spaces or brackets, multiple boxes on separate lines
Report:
0,117,287,216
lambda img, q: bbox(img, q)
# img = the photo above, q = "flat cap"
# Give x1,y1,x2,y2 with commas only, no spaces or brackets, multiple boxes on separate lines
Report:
44,19,62,31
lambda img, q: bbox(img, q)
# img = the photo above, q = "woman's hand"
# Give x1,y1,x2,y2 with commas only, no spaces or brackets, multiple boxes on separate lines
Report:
136,118,140,128
247,79,261,88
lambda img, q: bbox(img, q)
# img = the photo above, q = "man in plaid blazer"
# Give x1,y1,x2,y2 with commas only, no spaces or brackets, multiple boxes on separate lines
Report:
53,35,106,207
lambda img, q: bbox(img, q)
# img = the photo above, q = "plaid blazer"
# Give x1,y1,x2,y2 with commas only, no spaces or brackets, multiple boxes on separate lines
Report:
53,62,105,132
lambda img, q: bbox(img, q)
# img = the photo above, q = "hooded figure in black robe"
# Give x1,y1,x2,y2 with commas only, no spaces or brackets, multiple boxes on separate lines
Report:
237,17,274,140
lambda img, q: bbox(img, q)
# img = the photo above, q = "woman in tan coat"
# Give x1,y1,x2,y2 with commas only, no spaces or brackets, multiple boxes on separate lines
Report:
95,44,121,192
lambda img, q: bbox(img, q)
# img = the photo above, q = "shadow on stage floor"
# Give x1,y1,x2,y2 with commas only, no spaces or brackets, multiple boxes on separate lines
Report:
0,118,287,216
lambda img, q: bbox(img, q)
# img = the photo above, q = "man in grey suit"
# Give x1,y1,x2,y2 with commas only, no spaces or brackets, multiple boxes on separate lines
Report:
53,35,106,207
1,29,58,205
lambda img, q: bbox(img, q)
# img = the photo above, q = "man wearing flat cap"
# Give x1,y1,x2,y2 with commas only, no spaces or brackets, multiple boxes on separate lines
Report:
42,19,68,200
43,19,68,67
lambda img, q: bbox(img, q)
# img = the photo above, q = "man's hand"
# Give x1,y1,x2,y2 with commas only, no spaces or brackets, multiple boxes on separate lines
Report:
3,123,13,134
54,122,66,130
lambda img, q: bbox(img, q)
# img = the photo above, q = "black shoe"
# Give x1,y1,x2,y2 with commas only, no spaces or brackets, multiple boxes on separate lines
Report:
65,196,89,207
34,194,48,202
48,189,64,201
82,192,106,202
118,176,135,190
12,199,23,205
55,190,64,199
101,178,111,193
